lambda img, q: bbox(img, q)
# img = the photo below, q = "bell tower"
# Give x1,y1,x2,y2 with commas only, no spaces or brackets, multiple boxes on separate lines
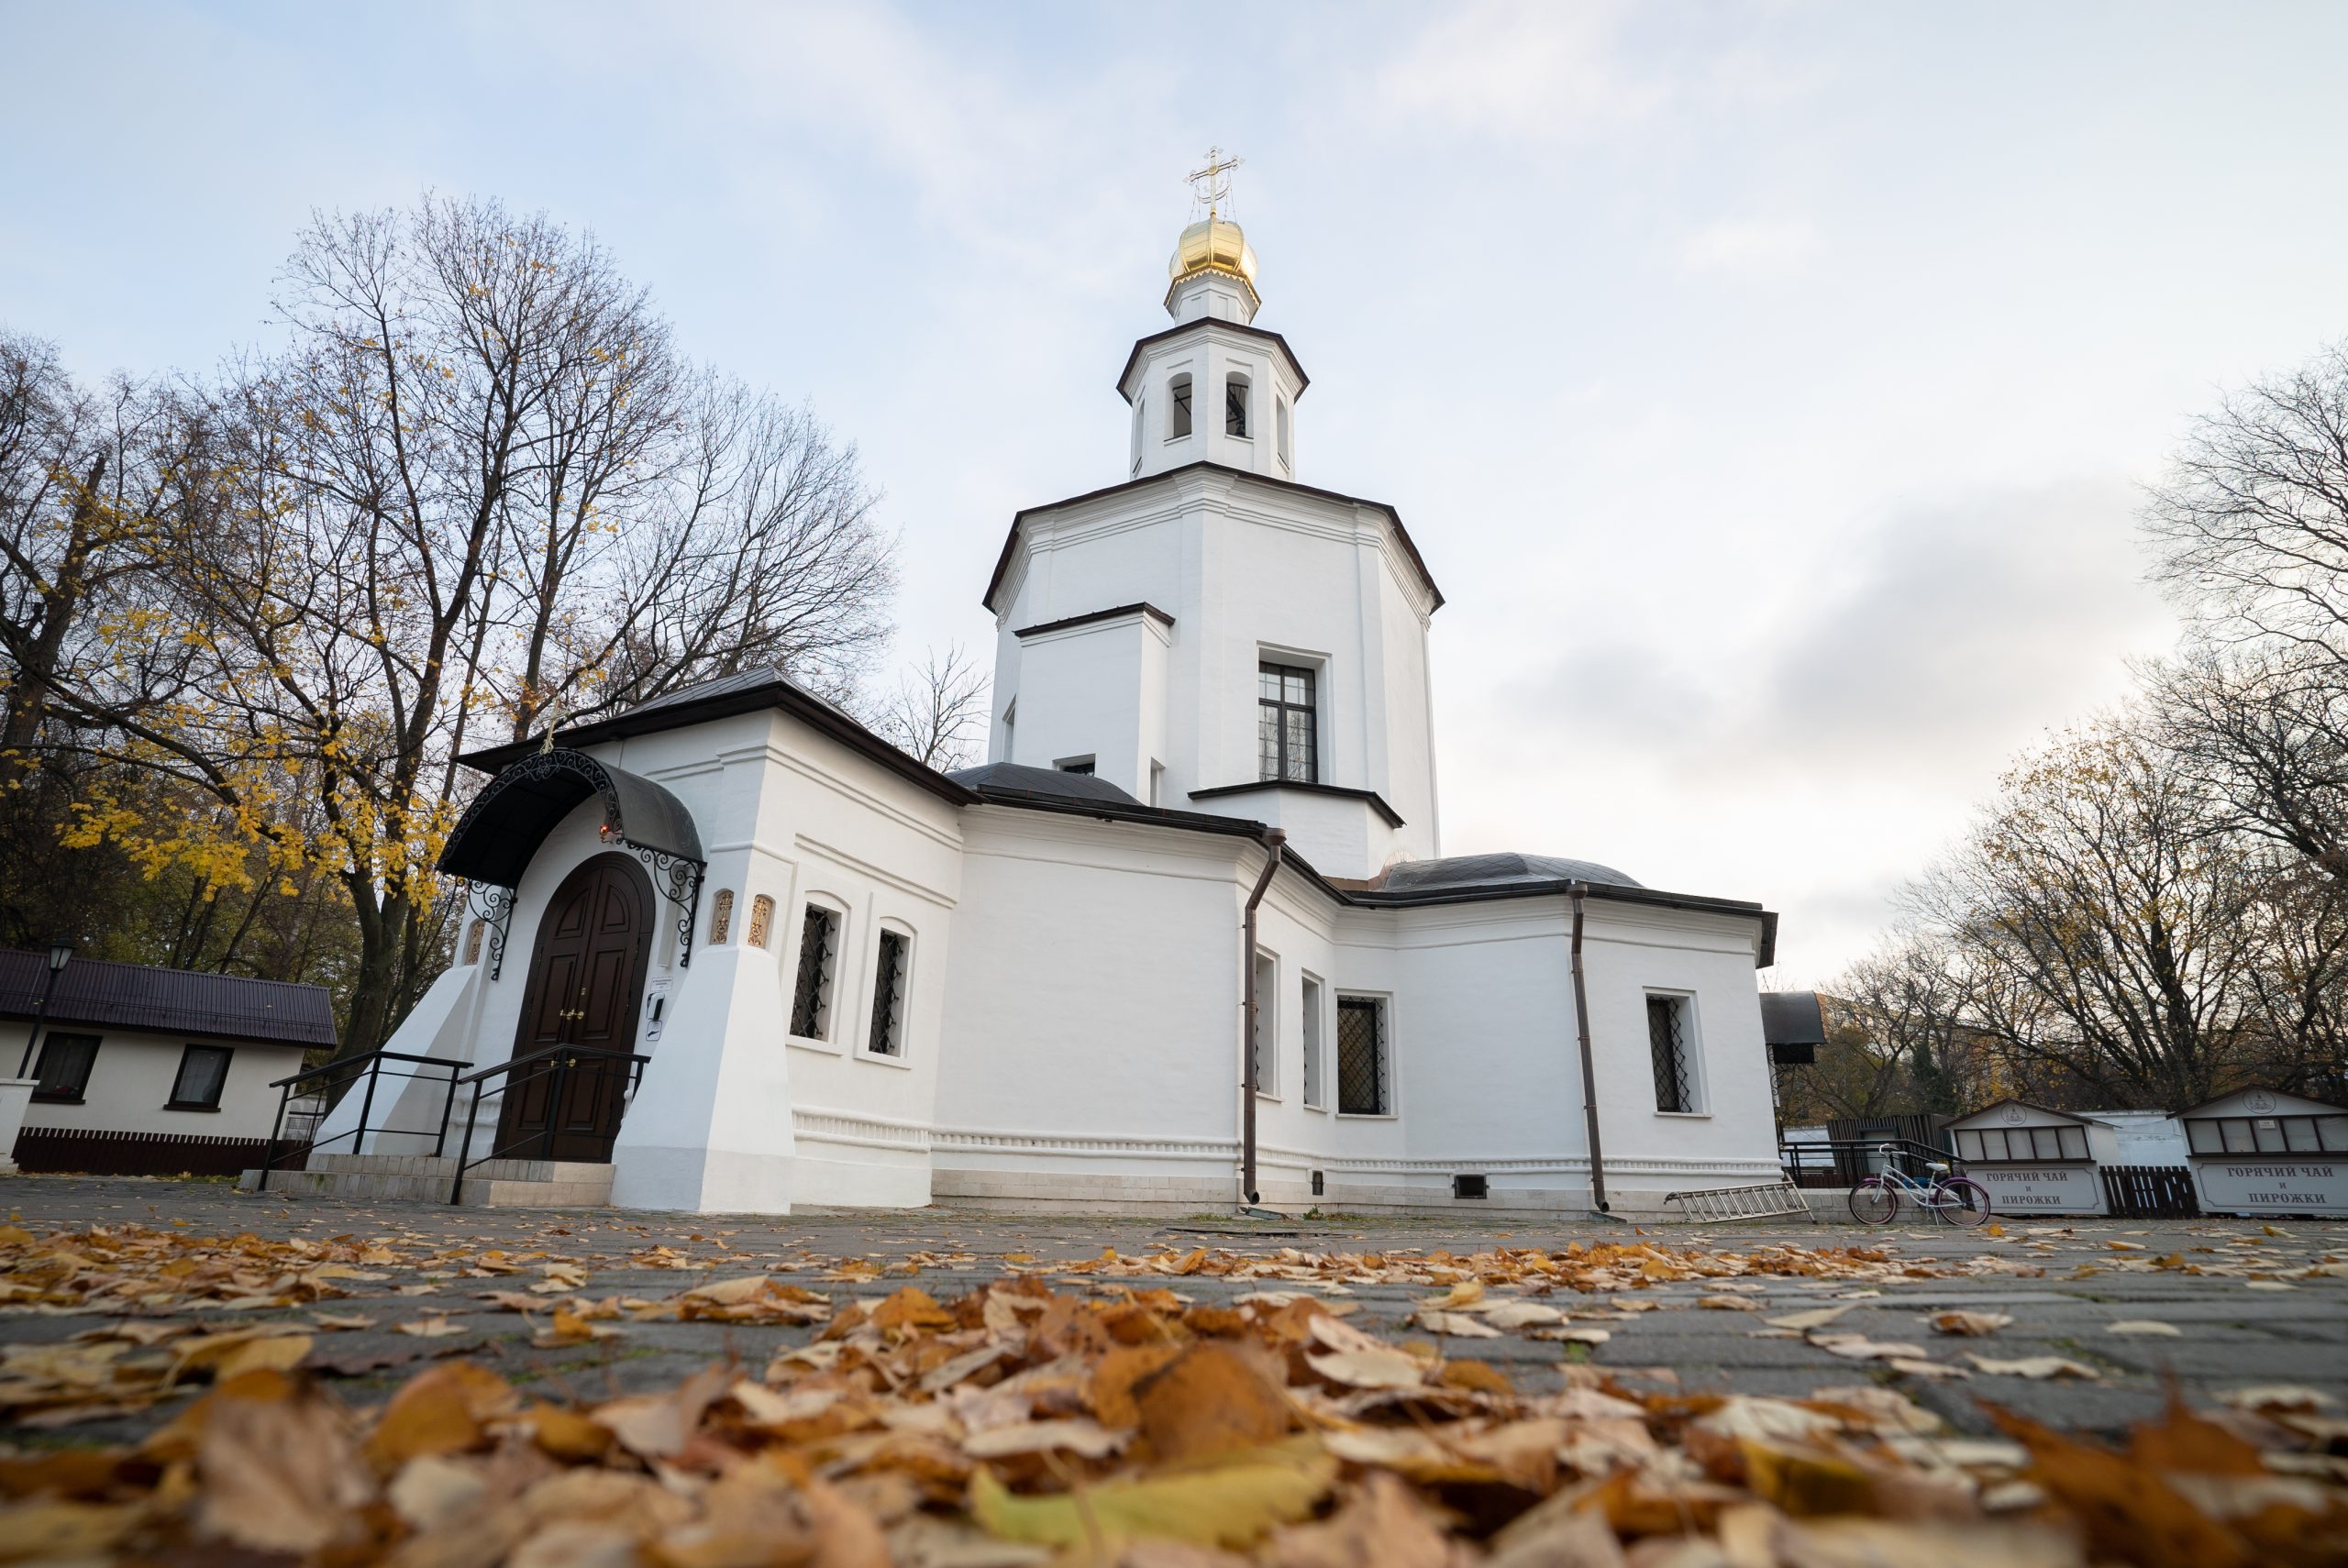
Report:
1122,150,1302,484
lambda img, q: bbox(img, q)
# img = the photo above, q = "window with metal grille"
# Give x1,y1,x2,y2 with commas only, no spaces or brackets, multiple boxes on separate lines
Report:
1258,662,1317,782
1168,373,1192,439
170,1043,232,1110
1251,951,1276,1095
1225,374,1250,437
31,1032,99,1102
791,905,840,1040
868,931,910,1056
1646,994,1696,1113
1301,976,1324,1109
1335,995,1389,1115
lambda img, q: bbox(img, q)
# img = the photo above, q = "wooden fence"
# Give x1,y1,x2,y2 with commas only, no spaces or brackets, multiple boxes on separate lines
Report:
2100,1164,2199,1220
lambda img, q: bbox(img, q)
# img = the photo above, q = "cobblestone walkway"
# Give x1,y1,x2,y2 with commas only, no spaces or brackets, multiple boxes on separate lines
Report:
6,1175,2344,1446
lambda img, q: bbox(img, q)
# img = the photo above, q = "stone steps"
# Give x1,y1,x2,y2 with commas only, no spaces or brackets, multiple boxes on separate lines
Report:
238,1153,613,1208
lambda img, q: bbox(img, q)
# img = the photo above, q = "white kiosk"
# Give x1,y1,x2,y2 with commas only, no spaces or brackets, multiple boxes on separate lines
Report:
2177,1088,2348,1218
1945,1099,2111,1216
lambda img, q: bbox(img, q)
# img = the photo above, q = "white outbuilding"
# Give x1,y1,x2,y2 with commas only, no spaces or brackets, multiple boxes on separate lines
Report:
298,200,1789,1217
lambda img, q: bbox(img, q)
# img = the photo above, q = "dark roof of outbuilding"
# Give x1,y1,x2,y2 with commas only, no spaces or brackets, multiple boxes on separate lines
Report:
946,762,1144,808
0,952,337,1048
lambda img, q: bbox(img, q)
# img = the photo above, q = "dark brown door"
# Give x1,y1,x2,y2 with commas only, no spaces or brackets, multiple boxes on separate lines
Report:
498,854,652,1161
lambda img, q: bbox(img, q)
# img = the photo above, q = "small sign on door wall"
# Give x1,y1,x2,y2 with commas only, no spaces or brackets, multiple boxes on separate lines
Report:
1972,1165,2105,1214
2195,1159,2347,1215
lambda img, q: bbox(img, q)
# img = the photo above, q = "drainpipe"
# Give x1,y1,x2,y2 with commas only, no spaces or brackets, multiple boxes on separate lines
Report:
1568,883,1610,1213
1240,828,1287,1205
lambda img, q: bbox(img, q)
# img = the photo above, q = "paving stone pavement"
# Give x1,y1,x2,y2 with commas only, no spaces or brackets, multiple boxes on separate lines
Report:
6,1175,2345,1448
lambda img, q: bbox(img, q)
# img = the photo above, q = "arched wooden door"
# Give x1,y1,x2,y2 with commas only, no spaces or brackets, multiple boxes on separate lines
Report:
497,853,653,1162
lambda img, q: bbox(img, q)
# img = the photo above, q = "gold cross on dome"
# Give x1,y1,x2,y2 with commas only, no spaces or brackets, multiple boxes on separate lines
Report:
1186,147,1243,215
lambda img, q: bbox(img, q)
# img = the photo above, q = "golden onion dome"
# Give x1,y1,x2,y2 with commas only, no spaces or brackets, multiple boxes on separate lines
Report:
1168,215,1258,292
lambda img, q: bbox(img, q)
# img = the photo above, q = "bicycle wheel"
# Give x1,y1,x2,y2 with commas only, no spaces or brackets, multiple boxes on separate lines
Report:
1936,1176,1992,1228
1848,1179,1899,1225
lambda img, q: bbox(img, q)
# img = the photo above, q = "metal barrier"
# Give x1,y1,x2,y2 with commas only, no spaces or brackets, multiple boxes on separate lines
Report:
2101,1165,2199,1219
255,1050,471,1191
448,1045,648,1205
1779,1137,1962,1189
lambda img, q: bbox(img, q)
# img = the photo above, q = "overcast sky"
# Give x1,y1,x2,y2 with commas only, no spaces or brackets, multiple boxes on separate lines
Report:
7,1,2347,980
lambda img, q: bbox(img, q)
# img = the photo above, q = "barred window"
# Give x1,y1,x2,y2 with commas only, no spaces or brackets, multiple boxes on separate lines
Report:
1225,373,1251,437
1335,995,1389,1115
170,1044,232,1110
868,931,910,1056
1258,662,1317,783
791,905,841,1040
31,1032,99,1102
1168,373,1192,439
1251,952,1276,1095
1301,976,1324,1109
1647,995,1696,1113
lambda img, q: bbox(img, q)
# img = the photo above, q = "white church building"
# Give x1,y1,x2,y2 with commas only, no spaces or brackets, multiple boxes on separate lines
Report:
313,196,1787,1217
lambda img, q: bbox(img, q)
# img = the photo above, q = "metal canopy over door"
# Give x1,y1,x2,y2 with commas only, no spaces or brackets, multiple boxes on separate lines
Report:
499,854,652,1161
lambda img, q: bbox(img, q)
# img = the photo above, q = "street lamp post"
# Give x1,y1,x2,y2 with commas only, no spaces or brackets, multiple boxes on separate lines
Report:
16,937,77,1081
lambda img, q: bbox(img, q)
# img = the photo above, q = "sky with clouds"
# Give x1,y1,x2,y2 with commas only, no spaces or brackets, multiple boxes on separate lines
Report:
6,1,2348,980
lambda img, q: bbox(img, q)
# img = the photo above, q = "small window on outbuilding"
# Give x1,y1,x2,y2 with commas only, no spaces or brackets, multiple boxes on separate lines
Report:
1168,374,1192,439
868,930,910,1057
31,1032,100,1102
1225,374,1250,437
169,1044,233,1110
792,905,841,1040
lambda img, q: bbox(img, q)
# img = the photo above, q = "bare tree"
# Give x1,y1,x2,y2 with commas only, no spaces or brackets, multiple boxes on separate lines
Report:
101,195,895,1056
864,644,991,770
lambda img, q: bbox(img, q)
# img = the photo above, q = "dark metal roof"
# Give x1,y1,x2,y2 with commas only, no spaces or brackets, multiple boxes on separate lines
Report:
1189,778,1405,829
1760,991,1828,1047
0,951,337,1048
946,762,1144,808
1114,318,1310,403
981,461,1445,615
438,748,705,888
1370,852,1641,896
1013,602,1175,640
457,666,980,810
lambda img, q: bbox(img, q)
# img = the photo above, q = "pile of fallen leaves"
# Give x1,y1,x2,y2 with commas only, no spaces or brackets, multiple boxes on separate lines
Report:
3,1227,2345,1565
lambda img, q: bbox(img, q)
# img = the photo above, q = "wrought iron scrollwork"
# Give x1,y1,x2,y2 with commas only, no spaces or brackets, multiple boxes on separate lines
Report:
467,881,518,980
624,841,707,968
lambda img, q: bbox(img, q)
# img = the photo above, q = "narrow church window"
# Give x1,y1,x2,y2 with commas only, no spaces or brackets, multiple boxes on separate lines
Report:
1225,374,1250,438
1275,397,1291,471
868,930,909,1056
710,889,735,944
1335,995,1389,1115
748,894,775,949
1257,662,1317,782
1131,395,1146,474
1002,700,1016,764
1301,976,1324,1109
1647,994,1698,1112
1057,756,1094,776
1168,374,1192,439
792,905,840,1040
1251,951,1276,1096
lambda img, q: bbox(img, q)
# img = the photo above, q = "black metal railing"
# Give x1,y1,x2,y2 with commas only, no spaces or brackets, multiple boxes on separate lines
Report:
1779,1136,1961,1190
256,1049,471,1191
448,1045,648,1205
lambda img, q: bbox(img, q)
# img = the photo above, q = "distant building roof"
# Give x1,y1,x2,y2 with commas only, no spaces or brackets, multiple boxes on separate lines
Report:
0,952,337,1048
1368,853,1642,897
